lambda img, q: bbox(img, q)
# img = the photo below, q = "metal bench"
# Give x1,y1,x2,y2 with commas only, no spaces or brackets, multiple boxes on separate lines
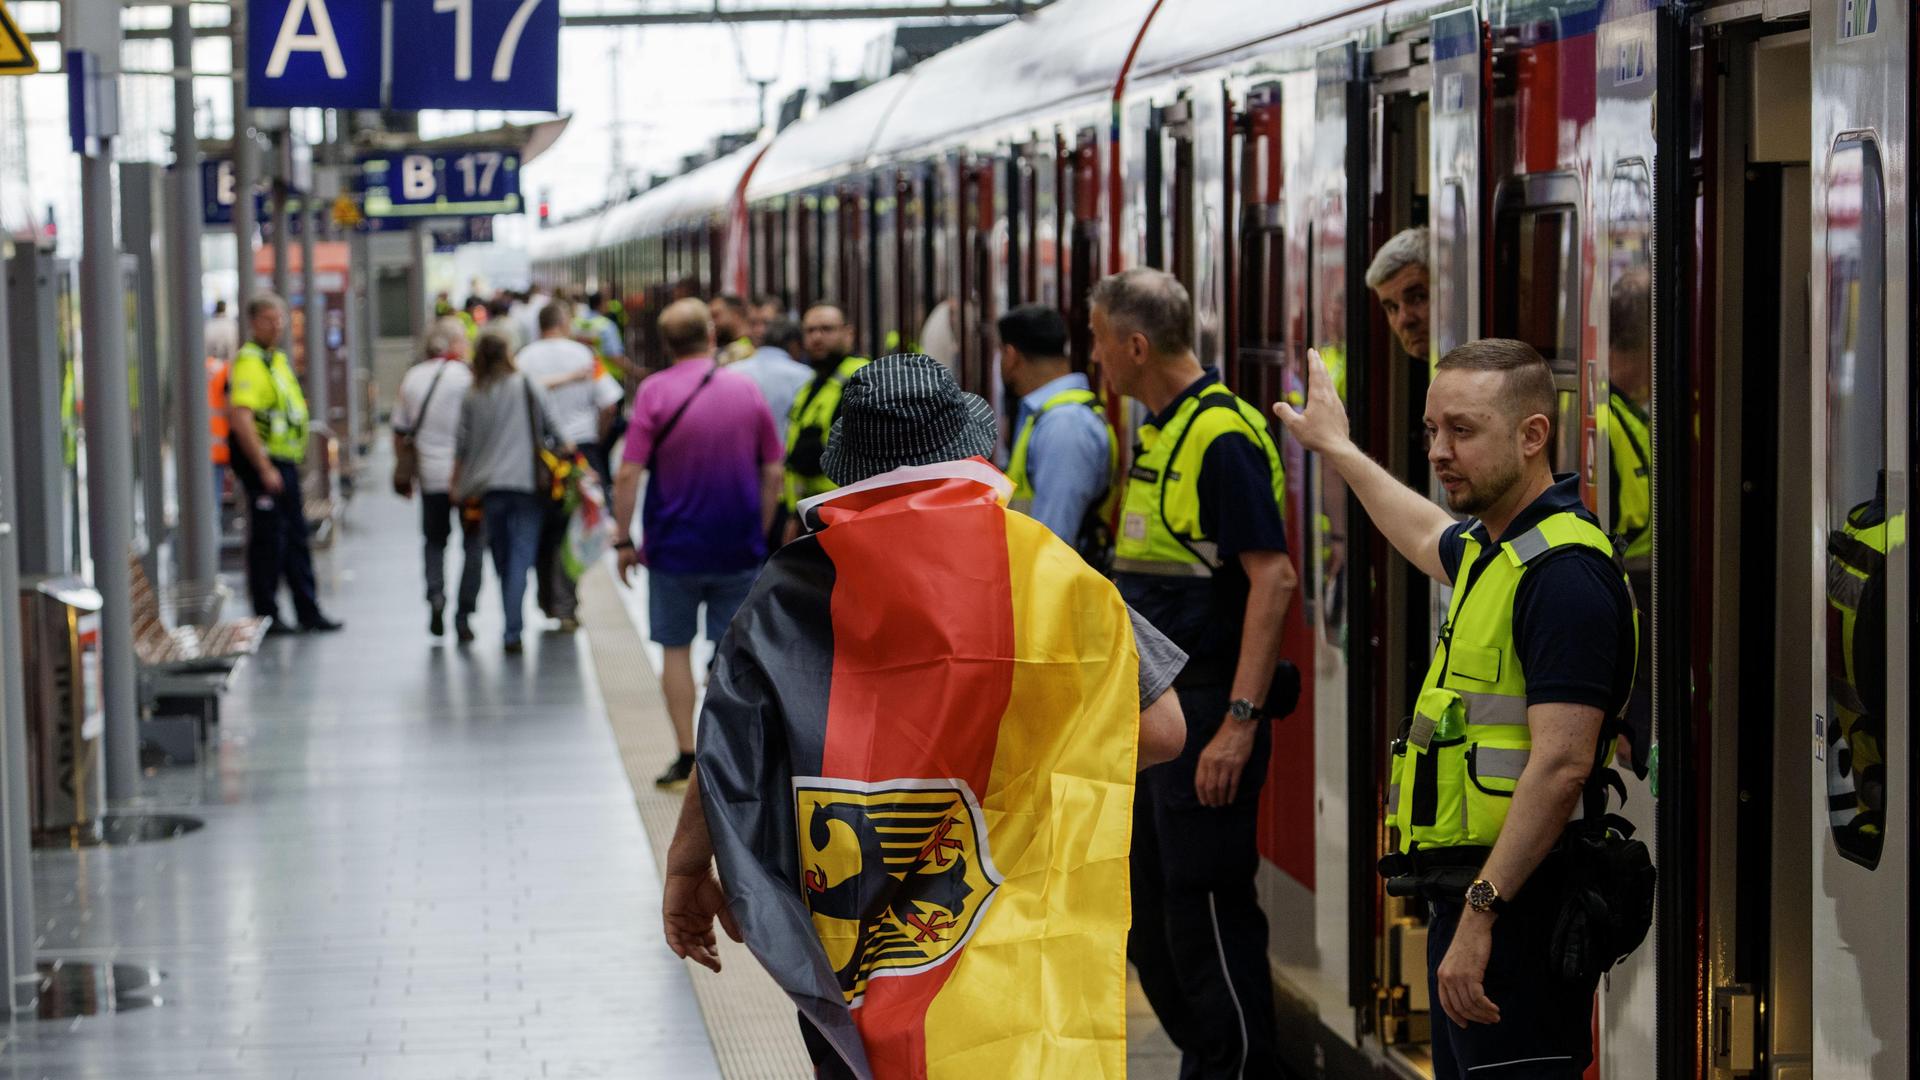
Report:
129,557,267,674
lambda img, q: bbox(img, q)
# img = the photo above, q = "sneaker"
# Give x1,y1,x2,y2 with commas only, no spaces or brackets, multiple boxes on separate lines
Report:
429,605,445,637
556,617,580,633
503,638,524,655
302,616,346,633
455,614,475,644
654,753,695,789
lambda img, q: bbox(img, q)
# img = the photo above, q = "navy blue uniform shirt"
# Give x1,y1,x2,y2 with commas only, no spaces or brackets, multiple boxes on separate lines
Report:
1117,370,1288,687
1437,474,1636,716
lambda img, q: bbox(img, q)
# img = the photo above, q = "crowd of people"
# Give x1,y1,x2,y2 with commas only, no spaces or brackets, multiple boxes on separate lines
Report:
220,243,1643,1078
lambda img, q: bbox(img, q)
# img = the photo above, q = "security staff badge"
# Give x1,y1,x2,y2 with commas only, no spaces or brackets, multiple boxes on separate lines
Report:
793,777,1003,1004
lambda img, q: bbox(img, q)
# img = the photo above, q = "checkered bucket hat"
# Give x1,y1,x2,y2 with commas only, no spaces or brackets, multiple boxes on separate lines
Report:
821,353,1000,486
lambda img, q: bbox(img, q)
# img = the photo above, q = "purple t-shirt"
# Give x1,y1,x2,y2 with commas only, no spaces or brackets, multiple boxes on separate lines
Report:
624,358,783,574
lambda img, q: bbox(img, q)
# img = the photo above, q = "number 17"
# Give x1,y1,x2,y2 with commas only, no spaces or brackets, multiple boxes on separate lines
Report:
431,0,544,83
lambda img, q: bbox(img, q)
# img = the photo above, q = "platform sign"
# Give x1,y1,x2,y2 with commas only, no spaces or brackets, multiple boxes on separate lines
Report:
359,148,523,217
203,158,237,225
247,0,381,108
0,1,38,75
387,0,559,111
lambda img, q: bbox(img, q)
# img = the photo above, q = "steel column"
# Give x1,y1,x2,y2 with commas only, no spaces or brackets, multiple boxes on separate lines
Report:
230,3,254,315
171,2,216,587
0,247,39,1015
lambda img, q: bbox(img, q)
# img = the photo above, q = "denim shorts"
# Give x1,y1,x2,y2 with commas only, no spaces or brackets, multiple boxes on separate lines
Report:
647,568,758,647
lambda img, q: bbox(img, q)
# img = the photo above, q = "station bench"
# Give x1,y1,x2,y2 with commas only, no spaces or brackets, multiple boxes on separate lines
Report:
129,557,268,765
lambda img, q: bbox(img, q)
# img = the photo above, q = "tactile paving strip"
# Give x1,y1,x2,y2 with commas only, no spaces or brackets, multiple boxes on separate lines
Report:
578,567,815,1079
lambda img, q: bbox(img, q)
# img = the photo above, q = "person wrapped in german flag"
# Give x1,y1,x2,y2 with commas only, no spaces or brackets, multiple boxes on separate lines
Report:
660,353,1189,1078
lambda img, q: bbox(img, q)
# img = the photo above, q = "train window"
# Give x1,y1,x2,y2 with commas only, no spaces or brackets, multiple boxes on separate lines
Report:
1067,127,1101,372
1491,172,1582,469
1604,161,1653,559
1821,136,1890,871
1435,180,1470,358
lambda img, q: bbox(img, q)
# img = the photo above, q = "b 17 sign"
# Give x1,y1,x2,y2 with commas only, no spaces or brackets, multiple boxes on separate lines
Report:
359,148,523,217
248,0,557,111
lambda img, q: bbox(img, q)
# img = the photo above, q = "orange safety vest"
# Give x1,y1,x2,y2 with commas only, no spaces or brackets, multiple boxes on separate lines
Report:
207,357,230,465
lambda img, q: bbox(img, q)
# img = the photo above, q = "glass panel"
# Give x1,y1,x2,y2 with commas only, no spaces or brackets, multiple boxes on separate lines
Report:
1435,180,1470,358
1822,137,1889,870
1605,161,1653,563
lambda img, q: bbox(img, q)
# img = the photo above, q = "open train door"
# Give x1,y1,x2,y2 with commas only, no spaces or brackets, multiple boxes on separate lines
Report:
1589,4,1670,1077
1810,0,1912,1075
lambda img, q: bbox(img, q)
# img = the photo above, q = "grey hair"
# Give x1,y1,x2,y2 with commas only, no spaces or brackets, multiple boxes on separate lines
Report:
245,292,284,320
427,316,468,357
1365,226,1429,290
1089,267,1193,356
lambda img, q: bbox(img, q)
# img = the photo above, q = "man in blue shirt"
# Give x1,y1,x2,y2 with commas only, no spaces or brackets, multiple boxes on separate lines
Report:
997,304,1112,562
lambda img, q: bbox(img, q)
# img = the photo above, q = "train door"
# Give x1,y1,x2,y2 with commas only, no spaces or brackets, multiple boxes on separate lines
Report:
1809,0,1912,1074
1066,127,1102,372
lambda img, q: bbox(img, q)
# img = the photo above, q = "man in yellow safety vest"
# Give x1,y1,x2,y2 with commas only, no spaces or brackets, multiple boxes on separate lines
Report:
1095,268,1297,1080
997,303,1114,568
1275,338,1639,1079
780,303,869,540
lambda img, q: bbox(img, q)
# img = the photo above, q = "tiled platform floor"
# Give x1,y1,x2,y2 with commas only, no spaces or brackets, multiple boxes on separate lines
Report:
0,479,721,1079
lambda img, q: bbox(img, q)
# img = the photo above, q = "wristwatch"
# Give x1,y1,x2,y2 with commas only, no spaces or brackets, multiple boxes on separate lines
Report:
1228,698,1265,724
613,538,635,552
1465,878,1508,915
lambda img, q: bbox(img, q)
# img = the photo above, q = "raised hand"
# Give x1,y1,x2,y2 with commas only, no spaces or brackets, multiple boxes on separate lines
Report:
1271,348,1351,455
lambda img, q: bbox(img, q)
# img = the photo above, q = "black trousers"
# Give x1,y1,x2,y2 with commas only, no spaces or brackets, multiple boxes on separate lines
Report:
421,492,485,616
1427,871,1599,1078
1129,682,1281,1080
239,459,323,625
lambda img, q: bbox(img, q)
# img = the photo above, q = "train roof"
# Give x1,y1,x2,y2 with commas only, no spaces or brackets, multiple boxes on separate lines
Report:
865,0,1161,160
526,210,603,264
1132,0,1385,81
600,140,768,242
744,76,917,200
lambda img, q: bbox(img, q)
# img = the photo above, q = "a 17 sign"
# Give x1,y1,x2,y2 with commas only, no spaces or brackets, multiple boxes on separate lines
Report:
248,0,557,111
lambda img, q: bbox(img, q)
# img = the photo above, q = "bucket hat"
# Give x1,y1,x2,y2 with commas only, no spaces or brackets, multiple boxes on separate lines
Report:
820,353,999,486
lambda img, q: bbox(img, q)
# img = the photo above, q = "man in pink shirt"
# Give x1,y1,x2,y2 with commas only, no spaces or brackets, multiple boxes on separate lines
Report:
612,298,785,789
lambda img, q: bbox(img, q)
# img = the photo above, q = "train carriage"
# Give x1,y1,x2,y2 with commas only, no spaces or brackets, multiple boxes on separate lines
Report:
531,1,1915,1075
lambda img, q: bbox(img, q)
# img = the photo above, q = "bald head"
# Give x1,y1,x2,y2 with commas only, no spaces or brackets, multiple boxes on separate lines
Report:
659,297,716,358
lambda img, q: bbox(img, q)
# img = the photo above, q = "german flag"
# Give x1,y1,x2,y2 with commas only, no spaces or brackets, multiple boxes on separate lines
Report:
697,460,1141,1078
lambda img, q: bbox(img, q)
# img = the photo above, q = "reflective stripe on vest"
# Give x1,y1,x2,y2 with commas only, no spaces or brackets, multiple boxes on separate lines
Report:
1386,510,1632,852
1113,383,1286,578
235,341,310,463
783,356,871,510
1007,387,1108,513
1604,390,1652,561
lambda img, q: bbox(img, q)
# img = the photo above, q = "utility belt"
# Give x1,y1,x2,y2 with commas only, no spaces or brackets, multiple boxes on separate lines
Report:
1379,809,1655,984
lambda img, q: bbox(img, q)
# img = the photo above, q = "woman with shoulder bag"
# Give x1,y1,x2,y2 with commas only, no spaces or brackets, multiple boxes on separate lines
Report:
453,332,571,652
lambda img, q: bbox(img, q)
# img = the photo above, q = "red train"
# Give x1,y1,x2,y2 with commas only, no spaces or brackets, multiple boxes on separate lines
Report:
534,1,1914,1076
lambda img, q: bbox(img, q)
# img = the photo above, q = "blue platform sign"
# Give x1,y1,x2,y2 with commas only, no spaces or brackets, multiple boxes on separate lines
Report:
247,0,382,108
203,158,237,225
360,148,523,217
388,0,559,112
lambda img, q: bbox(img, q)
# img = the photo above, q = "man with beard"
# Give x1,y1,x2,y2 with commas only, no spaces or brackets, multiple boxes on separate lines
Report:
778,303,868,541
1274,339,1637,1080
710,294,758,365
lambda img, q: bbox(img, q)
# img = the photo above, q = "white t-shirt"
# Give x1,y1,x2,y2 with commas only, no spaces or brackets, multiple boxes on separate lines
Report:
515,336,622,444
393,358,474,494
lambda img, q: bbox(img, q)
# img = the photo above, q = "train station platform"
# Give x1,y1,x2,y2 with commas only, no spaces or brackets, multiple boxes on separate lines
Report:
0,471,1176,1078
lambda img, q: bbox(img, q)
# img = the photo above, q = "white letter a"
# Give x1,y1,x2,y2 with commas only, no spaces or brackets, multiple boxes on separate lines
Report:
265,0,349,80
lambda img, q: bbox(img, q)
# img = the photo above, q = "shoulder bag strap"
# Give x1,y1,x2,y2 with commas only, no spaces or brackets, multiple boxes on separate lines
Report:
645,363,720,471
400,360,450,437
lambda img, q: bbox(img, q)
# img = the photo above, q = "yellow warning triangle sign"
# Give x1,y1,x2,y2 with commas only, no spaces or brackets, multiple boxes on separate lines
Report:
0,1,37,76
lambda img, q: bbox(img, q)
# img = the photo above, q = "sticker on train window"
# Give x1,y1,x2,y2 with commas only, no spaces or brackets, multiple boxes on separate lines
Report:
1440,71,1466,114
1612,37,1647,86
1839,0,1878,40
